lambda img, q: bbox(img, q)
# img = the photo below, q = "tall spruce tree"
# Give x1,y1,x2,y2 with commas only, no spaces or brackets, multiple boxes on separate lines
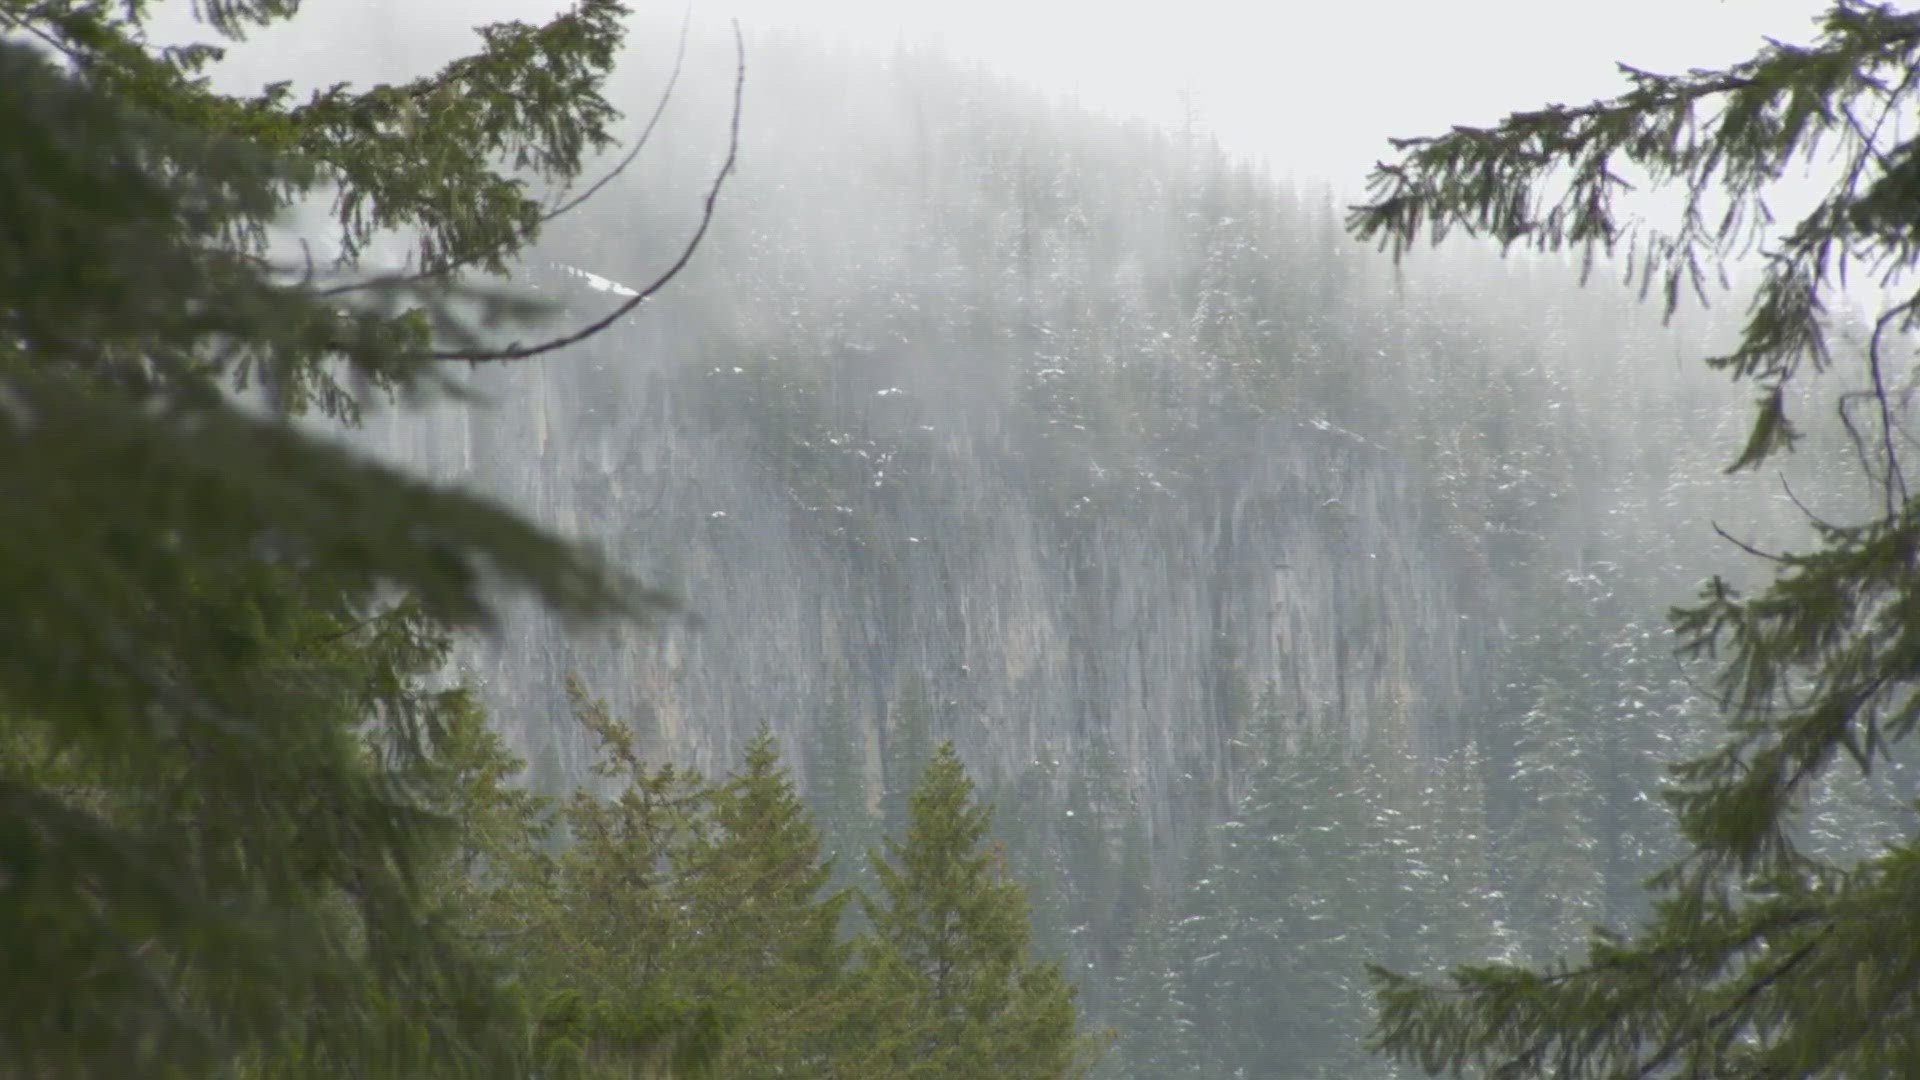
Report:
855,743,1104,1079
0,1,737,1075
670,727,855,1078
522,683,721,1077
1349,3,1920,1074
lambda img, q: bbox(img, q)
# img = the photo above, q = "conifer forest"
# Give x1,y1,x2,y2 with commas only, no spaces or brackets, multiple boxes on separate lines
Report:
11,1,1920,1076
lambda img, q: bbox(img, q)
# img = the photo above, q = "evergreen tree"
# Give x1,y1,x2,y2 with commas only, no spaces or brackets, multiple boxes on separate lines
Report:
409,683,561,948
855,743,1104,1079
1350,4,1920,1074
528,682,721,1077
388,686,1103,1080
1212,728,1387,1078
1490,570,1634,963
1158,828,1235,1080
0,0,739,1074
670,727,855,1078
1101,893,1203,1080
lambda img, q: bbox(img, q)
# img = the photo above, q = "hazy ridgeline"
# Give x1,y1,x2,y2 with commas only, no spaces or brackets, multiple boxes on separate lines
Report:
246,17,1899,1076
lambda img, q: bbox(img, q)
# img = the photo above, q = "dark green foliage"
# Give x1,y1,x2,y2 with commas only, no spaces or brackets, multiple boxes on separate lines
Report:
423,689,1094,1079
673,727,857,1077
432,689,812,1078
0,0,694,1073
856,743,1107,1079
1350,3,1920,1075
519,682,719,1072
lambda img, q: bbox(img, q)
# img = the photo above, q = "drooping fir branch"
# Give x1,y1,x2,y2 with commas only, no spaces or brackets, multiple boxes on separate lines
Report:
1351,1,1920,482
0,1,732,1070
1348,4,1920,1077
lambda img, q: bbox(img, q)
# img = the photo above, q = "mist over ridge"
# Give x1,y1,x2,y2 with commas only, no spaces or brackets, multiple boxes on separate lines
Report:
354,22,1832,845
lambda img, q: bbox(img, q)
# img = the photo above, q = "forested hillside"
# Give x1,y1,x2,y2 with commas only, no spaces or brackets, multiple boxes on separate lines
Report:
345,25,1908,1077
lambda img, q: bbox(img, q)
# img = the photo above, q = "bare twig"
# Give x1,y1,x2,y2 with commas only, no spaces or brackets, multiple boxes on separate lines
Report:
1780,473,1842,533
1712,521,1790,564
318,5,696,299
539,5,694,225
429,19,744,364
1866,295,1919,516
1839,388,1891,499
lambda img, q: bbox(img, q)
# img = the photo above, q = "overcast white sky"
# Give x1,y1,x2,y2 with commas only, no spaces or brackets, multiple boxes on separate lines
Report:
157,0,1839,188
165,0,1839,180
704,0,1831,185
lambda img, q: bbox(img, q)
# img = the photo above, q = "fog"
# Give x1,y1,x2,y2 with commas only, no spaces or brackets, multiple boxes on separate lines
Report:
166,0,1832,183
709,0,1831,183
148,1,1911,1074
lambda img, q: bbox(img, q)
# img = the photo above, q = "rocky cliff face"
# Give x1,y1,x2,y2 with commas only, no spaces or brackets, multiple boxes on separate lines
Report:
353,32,1748,861
372,335,1494,846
